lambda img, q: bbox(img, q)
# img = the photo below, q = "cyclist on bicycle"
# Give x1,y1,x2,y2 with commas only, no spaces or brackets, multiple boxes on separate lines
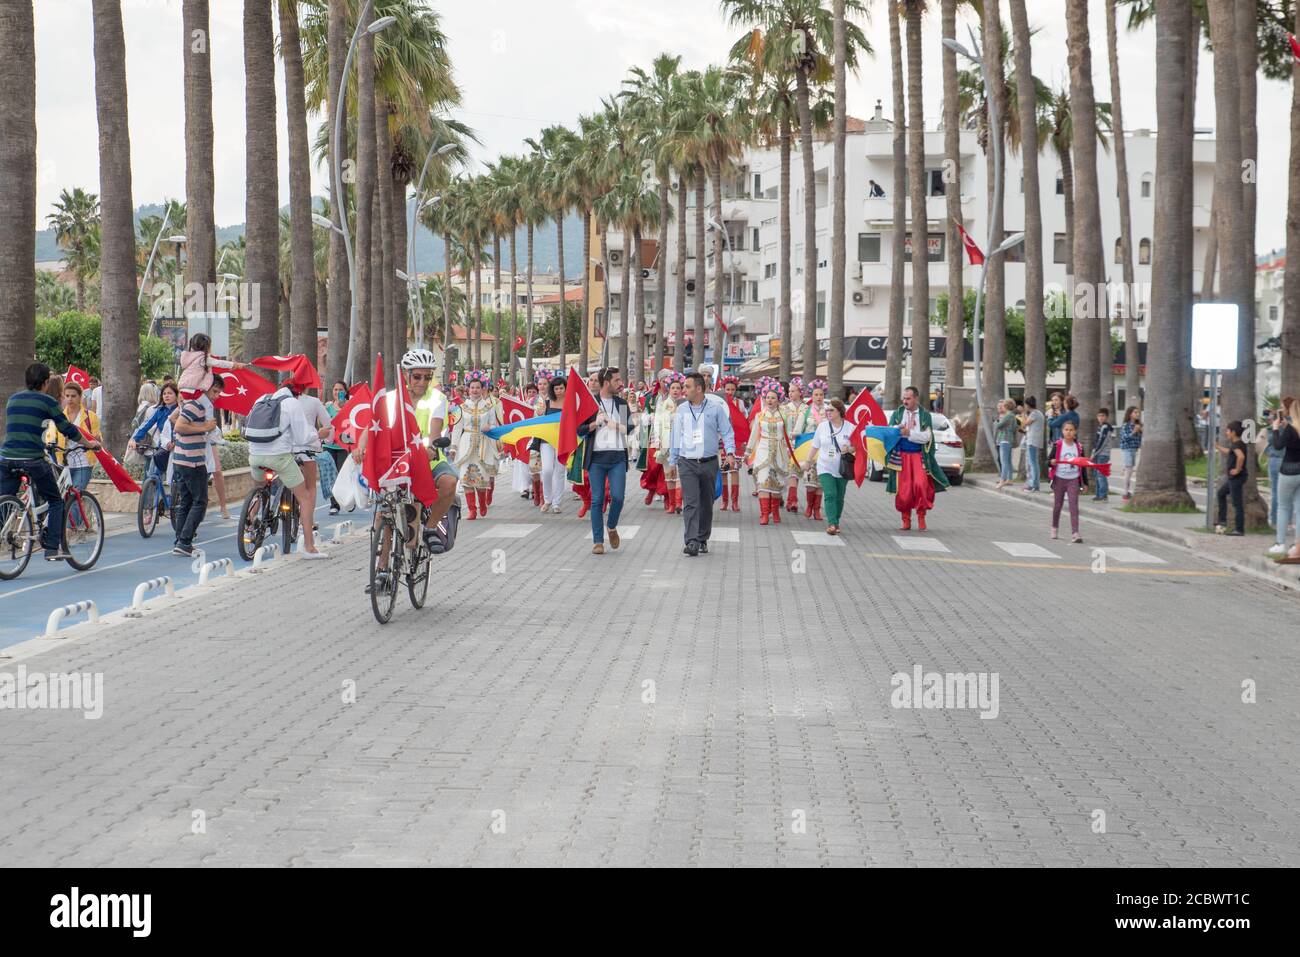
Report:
1,363,102,561
245,377,333,560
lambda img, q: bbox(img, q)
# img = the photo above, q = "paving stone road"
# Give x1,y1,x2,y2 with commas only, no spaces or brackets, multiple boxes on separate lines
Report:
1,479,1297,867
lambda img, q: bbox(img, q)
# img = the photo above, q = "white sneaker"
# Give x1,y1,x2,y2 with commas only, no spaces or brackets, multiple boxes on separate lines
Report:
300,549,332,560
1267,542,1287,556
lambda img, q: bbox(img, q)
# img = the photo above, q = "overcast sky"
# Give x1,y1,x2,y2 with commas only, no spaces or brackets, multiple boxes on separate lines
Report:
31,0,1296,251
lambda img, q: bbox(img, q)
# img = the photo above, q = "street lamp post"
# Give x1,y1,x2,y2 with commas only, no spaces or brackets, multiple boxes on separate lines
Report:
332,1,397,383
943,30,1024,457
707,217,738,377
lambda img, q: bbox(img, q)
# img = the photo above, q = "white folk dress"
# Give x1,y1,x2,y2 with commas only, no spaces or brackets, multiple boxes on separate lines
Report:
451,398,501,491
745,409,793,492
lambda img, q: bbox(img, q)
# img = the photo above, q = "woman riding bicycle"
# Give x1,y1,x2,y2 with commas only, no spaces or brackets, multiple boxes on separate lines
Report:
129,381,180,506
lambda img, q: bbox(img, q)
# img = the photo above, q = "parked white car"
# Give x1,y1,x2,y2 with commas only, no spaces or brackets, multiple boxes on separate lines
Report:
866,410,966,486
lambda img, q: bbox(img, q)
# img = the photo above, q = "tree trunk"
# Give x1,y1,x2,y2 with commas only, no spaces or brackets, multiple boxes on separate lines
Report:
391,164,409,361
634,221,647,381
0,0,37,438
1284,0,1300,401
371,189,386,372
885,0,905,409
1010,0,1043,405
525,222,534,380
712,159,725,376
654,182,668,373
975,1,1007,472
1133,0,1194,508
778,113,793,381
556,215,566,367
905,1,929,401
693,165,706,370
619,226,631,374
492,233,502,378
441,230,452,380
1066,0,1104,445
280,0,316,361
675,179,688,373
796,70,818,380
510,230,519,385
353,12,374,369
92,0,140,452
473,261,483,370
375,96,396,371
325,0,348,386
242,0,279,362
1105,0,1139,409
828,0,846,399
182,0,215,292
943,0,966,391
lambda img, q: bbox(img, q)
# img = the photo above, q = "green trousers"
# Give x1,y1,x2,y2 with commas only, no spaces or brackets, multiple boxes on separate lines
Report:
818,472,848,526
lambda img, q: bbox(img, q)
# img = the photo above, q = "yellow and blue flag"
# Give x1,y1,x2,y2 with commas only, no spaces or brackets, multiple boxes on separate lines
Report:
863,425,902,466
792,431,818,469
485,411,561,449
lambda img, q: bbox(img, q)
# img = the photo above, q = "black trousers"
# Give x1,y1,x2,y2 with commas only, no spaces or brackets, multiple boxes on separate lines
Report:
172,465,208,548
678,455,719,545
1216,475,1245,533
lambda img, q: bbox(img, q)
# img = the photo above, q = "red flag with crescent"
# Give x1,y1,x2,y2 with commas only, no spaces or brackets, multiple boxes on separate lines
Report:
213,366,276,416
77,424,140,493
498,393,536,461
331,384,373,451
844,386,887,487
251,353,322,391
65,365,91,390
954,220,985,266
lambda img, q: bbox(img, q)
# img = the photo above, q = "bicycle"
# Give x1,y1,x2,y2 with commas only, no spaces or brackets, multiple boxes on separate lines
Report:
236,455,309,561
136,446,173,539
0,445,105,580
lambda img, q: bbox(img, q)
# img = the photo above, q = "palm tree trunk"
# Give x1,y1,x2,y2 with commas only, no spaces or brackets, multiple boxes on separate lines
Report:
391,169,408,359
441,230,452,377
280,0,316,361
829,0,846,399
461,251,471,365
975,1,1007,472
488,233,499,378
619,226,631,373
473,261,483,369
885,0,905,409
182,0,215,291
556,216,566,366
525,223,534,380
1066,0,1103,442
325,0,348,386
1284,0,1300,401
581,207,592,375
1105,0,1139,408
510,231,519,384
1177,12,1200,461
906,0,929,401
92,0,139,452
1133,0,1194,507
241,0,279,362
371,189,386,371
654,182,668,373
693,165,706,369
795,70,817,380
75,276,86,313
711,159,725,374
353,12,375,368
0,0,37,438
375,96,396,370
675,180,688,373
634,221,647,380
778,113,793,381
1010,0,1042,403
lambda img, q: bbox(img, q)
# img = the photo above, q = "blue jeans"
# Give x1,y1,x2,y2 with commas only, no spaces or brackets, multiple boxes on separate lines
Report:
1276,472,1300,546
997,441,1012,481
0,457,64,552
587,455,626,544
1025,445,1041,490
1092,453,1110,499
1269,455,1282,525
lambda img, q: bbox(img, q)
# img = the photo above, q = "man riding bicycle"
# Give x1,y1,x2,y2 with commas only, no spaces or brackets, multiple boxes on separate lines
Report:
1,362,103,561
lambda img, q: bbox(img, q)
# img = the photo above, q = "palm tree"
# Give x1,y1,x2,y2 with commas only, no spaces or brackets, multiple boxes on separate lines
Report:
243,0,280,361
1105,0,1140,409
829,0,847,399
1286,0,1300,402
182,0,216,295
532,126,578,368
374,93,396,367
885,0,905,408
904,0,929,399
1132,0,1193,509
353,4,376,368
323,0,348,385
279,0,318,361
940,0,964,391
1008,0,1045,408
92,0,139,452
46,188,100,311
0,0,37,437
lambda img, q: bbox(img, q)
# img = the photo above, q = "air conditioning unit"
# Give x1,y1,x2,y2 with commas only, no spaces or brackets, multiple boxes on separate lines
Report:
852,288,874,306
641,268,651,279
853,262,863,280
609,250,623,266
686,279,696,294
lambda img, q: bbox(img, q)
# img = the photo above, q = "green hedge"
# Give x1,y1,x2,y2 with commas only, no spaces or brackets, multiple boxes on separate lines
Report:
35,310,174,381
93,438,250,482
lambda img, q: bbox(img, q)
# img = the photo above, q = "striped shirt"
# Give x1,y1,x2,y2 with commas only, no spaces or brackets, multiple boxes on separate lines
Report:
1,390,81,460
172,399,209,469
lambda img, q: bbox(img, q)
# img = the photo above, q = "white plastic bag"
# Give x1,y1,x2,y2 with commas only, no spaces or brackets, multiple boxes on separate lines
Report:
333,455,367,511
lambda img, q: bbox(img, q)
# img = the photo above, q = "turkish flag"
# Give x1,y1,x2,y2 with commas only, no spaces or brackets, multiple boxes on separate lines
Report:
513,335,525,351
1290,33,1300,61
849,427,869,487
213,366,276,416
76,424,140,493
65,365,91,390
557,366,598,466
252,353,322,391
382,438,438,506
844,386,886,487
498,393,536,461
331,384,373,451
362,356,390,491
954,220,985,266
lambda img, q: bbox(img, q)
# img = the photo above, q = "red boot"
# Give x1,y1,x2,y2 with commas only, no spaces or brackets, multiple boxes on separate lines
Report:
577,484,591,519
759,496,771,525
720,484,729,511
477,489,489,518
917,509,927,531
804,487,815,518
664,487,675,513
730,483,740,512
812,491,823,521
899,509,911,531
772,495,782,523
532,476,543,507
488,482,494,506
785,484,798,513
644,487,655,505
466,492,478,521
675,488,683,514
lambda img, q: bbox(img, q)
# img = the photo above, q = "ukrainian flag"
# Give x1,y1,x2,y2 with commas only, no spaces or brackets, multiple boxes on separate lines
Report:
863,425,902,466
485,411,561,449
792,431,818,469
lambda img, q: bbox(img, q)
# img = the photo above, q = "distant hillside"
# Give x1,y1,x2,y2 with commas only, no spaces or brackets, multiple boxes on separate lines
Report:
35,199,584,274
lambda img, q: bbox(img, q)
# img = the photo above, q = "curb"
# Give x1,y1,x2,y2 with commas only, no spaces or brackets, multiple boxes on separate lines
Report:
964,474,1300,593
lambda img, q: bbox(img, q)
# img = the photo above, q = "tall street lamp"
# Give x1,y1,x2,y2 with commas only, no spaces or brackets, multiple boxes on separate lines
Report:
943,30,1024,456
707,217,737,376
332,2,397,383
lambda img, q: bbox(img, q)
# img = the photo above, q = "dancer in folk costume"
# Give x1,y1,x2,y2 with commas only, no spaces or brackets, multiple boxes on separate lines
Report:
799,379,829,519
653,373,685,513
512,382,540,497
748,375,779,498
450,370,503,520
638,368,674,506
528,370,551,508
886,385,949,531
719,375,749,512
781,376,814,514
536,374,569,514
745,382,794,526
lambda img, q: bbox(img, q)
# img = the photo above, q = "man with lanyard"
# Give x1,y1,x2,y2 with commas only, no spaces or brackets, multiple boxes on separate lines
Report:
886,385,949,531
398,348,459,549
669,372,736,557
580,367,631,555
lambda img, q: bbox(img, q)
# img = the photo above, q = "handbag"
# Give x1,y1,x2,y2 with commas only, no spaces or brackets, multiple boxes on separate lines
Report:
830,428,854,480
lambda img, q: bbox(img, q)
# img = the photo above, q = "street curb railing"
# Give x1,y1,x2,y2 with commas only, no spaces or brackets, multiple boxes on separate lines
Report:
44,600,99,637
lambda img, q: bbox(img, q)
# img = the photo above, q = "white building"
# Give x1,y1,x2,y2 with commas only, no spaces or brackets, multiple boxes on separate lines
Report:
1256,249,1285,402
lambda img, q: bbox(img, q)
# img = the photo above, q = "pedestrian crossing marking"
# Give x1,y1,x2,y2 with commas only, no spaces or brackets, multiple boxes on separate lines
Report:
584,525,640,543
858,552,1226,576
476,524,540,539
892,535,951,553
1096,546,1166,564
994,541,1060,559
790,530,846,547
710,527,740,542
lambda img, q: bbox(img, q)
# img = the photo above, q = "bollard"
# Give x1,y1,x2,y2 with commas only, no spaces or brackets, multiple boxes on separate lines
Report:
125,576,175,617
44,600,99,637
250,542,279,571
197,558,233,586
331,521,353,543
189,548,207,574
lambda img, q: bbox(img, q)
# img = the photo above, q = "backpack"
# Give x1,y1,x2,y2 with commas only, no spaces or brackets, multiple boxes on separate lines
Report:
243,392,288,445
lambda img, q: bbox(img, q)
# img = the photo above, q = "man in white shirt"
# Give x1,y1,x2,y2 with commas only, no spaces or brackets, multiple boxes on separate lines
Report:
246,380,331,558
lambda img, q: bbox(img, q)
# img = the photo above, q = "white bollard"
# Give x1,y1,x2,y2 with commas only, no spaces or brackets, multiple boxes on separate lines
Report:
250,542,279,571
44,600,99,637
189,548,207,574
197,557,233,586
331,521,353,543
125,576,175,617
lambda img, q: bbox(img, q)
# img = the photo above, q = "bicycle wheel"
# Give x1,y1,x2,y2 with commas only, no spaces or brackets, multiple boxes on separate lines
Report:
407,545,430,609
62,490,104,570
0,495,35,580
281,487,298,555
237,487,268,561
138,477,161,538
369,513,400,624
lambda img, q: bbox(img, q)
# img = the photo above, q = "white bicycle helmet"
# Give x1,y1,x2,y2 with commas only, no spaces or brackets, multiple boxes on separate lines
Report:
400,348,437,371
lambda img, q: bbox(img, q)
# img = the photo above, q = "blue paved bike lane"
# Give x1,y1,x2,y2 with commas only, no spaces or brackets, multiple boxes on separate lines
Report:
0,500,354,648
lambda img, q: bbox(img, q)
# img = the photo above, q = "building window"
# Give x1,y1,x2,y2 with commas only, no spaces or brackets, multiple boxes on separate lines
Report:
1114,238,1123,264
1002,230,1024,263
903,232,945,263
751,227,760,251
1056,175,1065,196
747,280,759,303
858,232,882,263
816,299,826,329
1140,173,1153,199
753,173,761,195
764,262,776,279
594,307,605,336
1138,238,1151,265
610,293,621,312
927,169,946,197
1053,233,1067,264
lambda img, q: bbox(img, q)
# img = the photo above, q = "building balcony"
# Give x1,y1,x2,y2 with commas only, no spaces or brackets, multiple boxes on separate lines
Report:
863,193,974,226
